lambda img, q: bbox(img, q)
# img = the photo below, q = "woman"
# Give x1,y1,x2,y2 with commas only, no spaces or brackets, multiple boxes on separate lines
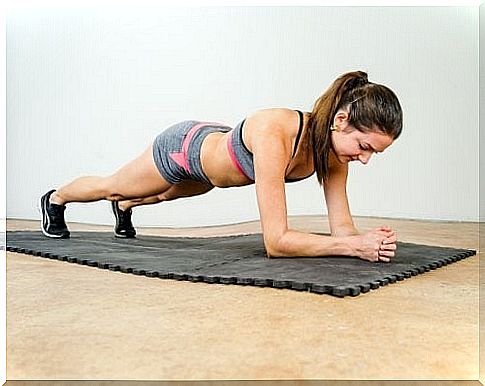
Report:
40,70,402,263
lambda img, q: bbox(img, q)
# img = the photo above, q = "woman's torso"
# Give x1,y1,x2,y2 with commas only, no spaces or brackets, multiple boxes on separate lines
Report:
200,108,326,188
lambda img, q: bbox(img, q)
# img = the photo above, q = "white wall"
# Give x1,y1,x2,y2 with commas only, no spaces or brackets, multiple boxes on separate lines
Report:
7,6,479,227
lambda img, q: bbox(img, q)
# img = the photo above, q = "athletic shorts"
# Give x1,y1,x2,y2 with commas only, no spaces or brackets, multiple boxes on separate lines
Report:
152,120,231,186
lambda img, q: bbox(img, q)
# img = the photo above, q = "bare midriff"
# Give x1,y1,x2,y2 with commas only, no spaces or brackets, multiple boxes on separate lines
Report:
200,132,253,188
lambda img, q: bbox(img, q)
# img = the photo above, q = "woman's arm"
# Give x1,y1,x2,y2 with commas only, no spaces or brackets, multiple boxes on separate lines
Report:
322,159,360,237
248,114,356,258
247,110,396,261
322,155,399,261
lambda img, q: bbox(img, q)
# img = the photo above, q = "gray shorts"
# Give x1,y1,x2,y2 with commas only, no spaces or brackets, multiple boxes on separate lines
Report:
152,120,231,186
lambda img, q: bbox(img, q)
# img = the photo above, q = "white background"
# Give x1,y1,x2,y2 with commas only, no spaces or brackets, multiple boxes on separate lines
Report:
6,6,480,227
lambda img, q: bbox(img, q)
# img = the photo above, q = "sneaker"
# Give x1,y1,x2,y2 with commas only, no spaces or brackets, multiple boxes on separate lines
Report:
39,189,70,238
111,201,136,238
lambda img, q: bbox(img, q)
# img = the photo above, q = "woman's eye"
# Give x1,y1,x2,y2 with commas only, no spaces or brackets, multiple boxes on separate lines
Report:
359,145,367,151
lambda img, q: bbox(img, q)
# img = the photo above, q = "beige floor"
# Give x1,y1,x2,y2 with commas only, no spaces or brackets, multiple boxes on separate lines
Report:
5,216,481,381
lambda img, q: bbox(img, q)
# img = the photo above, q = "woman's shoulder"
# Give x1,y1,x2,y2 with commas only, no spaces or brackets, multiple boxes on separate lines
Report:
245,108,303,138
242,108,304,153
247,107,299,124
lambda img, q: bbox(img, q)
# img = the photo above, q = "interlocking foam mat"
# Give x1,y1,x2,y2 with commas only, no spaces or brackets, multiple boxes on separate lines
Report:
5,231,476,297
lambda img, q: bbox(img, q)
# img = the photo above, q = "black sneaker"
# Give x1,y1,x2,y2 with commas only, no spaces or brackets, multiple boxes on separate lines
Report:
111,201,136,238
39,189,70,238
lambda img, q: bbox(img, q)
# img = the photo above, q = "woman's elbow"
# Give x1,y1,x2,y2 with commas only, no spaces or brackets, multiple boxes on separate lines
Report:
263,232,290,258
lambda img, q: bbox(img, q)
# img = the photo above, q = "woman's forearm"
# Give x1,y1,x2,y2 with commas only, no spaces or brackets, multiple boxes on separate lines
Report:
267,229,358,258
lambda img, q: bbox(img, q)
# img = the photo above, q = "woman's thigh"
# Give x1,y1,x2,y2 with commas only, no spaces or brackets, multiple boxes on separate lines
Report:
106,143,173,200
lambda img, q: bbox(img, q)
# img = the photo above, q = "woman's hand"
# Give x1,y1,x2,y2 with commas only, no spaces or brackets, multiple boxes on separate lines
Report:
349,226,397,263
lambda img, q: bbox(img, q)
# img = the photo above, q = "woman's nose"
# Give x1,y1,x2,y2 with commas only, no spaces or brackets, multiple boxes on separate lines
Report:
358,152,372,165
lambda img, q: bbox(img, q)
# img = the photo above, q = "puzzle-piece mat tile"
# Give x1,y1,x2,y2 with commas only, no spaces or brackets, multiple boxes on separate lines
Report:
5,231,476,297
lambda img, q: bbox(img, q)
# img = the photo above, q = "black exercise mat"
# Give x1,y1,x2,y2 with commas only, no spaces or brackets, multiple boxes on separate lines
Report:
6,231,476,297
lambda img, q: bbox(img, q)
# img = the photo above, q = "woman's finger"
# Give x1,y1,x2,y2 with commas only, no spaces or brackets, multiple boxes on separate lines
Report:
378,249,395,257
380,243,397,250
378,226,395,234
377,254,391,262
375,228,394,236
375,226,392,231
382,234,397,243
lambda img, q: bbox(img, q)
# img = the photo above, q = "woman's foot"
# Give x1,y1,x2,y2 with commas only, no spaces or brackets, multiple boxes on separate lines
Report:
39,189,70,238
111,201,136,238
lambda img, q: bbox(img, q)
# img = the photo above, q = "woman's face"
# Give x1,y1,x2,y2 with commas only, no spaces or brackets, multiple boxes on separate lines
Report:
330,110,394,165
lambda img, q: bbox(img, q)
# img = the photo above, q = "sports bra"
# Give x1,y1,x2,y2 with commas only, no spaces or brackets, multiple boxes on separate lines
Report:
227,110,314,183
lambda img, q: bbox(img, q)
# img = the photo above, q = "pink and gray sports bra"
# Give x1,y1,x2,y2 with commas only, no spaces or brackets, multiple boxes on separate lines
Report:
227,110,314,183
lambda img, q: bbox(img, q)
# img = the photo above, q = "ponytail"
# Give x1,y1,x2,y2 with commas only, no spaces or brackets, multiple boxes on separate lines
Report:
307,71,369,184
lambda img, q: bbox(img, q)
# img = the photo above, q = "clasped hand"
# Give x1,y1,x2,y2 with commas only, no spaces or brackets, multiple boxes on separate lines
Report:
355,226,397,263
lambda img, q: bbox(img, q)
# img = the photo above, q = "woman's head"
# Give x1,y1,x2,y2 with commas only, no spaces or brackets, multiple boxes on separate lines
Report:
307,70,403,184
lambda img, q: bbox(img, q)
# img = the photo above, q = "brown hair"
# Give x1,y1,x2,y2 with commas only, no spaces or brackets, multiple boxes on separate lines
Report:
307,70,403,185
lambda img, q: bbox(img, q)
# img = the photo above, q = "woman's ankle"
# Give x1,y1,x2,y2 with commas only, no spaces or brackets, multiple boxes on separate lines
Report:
117,201,132,212
49,191,66,206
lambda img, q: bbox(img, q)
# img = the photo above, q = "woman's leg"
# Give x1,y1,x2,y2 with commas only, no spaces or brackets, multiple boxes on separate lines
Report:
111,180,213,238
50,144,172,206
117,180,214,211
40,143,173,238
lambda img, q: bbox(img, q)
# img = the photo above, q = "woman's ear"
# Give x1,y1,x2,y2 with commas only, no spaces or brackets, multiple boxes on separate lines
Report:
332,110,350,127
